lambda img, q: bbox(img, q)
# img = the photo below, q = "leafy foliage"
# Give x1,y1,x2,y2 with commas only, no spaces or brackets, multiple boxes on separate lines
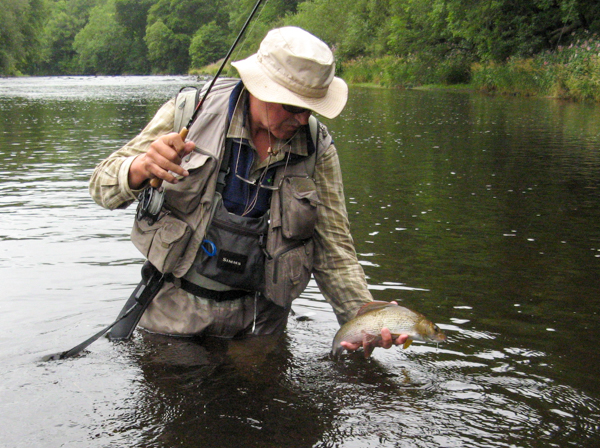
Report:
1,0,599,100
73,0,132,74
0,0,46,75
189,21,229,68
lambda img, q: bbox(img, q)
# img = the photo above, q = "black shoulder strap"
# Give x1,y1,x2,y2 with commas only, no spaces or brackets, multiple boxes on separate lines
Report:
216,139,232,194
43,261,165,360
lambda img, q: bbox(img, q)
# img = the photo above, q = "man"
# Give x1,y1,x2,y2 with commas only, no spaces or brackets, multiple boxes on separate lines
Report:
89,26,406,356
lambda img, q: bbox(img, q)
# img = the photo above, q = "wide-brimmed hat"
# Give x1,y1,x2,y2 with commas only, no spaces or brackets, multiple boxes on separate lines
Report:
231,26,348,119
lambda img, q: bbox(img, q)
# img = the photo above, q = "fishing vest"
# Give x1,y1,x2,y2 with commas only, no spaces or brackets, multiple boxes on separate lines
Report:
131,78,332,308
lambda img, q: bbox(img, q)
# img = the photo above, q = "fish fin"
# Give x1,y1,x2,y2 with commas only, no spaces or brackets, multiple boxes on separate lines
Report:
403,339,413,350
355,301,396,317
362,332,380,358
363,331,376,358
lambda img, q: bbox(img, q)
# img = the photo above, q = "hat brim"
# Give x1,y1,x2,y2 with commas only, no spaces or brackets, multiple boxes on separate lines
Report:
232,55,348,119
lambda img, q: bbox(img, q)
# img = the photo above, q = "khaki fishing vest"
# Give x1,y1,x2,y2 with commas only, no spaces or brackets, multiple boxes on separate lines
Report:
131,79,332,308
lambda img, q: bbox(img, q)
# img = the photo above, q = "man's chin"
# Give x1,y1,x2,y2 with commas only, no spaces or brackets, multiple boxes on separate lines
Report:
277,127,301,141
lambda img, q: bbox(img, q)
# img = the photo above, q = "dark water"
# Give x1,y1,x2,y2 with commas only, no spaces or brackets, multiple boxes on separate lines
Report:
1,76,599,448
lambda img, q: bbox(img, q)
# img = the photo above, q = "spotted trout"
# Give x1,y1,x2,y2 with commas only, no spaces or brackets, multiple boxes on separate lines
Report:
331,301,446,358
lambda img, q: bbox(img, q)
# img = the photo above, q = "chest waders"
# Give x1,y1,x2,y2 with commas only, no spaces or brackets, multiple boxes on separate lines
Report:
106,110,319,341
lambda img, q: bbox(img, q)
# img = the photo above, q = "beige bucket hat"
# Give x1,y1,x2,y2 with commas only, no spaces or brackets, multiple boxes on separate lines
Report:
231,26,348,119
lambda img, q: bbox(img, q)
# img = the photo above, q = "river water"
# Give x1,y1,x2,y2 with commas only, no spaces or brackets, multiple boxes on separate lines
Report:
1,76,599,448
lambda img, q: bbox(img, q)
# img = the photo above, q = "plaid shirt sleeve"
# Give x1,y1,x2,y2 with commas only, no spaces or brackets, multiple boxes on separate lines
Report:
88,98,176,210
312,142,373,324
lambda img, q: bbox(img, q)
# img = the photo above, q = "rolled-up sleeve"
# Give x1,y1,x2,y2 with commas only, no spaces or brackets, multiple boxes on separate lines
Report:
89,99,176,210
312,143,373,324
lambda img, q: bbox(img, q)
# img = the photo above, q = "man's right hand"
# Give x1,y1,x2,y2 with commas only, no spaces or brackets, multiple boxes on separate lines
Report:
129,132,195,189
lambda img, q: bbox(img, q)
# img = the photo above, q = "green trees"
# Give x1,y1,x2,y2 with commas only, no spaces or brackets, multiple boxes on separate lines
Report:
36,0,96,74
146,0,221,73
1,0,599,92
0,0,46,75
189,21,229,68
74,0,130,74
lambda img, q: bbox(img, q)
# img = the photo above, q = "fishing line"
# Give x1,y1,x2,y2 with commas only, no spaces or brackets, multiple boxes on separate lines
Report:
146,0,268,194
230,0,270,66
183,0,268,133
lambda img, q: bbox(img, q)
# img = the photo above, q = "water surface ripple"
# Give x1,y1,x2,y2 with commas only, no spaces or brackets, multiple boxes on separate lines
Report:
1,76,599,448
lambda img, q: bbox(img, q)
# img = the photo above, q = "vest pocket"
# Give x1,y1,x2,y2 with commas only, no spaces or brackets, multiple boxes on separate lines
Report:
131,213,192,274
280,176,320,240
164,151,217,215
264,238,314,308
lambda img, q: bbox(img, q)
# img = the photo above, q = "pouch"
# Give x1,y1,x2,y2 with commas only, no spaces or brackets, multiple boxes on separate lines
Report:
279,176,320,240
131,212,193,274
191,196,268,292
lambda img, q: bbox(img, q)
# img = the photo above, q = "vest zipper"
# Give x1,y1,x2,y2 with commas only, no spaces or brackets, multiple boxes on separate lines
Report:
211,216,267,251
211,216,264,238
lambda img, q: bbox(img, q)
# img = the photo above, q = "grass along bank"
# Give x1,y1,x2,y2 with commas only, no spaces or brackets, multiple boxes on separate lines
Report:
341,33,600,102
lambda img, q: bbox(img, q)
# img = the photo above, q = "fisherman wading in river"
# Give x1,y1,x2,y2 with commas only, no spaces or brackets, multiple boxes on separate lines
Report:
89,26,409,357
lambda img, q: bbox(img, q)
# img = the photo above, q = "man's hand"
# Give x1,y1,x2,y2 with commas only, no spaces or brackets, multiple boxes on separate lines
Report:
340,328,409,358
129,132,195,189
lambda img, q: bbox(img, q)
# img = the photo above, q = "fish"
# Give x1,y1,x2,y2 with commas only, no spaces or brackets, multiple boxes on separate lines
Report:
331,301,446,358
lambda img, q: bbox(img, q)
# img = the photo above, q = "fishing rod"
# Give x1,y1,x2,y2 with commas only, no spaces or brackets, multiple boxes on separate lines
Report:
45,0,266,361
137,0,266,225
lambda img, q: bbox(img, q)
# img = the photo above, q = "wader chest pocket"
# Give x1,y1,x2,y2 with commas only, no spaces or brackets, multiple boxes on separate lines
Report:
193,199,268,292
131,213,192,274
280,176,320,240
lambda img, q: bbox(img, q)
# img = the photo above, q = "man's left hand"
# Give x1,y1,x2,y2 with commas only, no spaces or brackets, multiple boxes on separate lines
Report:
340,328,409,358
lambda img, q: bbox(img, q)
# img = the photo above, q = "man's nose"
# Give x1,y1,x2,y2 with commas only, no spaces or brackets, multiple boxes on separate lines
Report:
295,110,311,126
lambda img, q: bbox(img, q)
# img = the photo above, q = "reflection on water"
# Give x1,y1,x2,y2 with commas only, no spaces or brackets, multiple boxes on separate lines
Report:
1,77,599,448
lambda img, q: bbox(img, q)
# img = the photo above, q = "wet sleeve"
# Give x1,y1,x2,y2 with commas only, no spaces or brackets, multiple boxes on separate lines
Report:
88,98,176,210
312,143,373,325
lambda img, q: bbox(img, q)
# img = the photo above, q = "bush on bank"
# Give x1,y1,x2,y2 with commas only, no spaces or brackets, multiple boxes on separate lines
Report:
342,54,472,89
341,33,600,102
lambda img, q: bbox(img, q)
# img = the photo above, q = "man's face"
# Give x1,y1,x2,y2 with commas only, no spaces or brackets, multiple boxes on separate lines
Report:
249,96,312,140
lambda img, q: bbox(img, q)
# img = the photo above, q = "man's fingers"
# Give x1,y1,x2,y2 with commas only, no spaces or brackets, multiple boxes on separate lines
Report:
141,152,179,183
340,341,361,351
339,329,411,358
182,141,195,157
160,132,187,154
394,334,409,346
380,327,393,349
144,133,194,183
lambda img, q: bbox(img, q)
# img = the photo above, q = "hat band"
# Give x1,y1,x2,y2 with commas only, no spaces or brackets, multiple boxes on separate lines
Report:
256,53,331,99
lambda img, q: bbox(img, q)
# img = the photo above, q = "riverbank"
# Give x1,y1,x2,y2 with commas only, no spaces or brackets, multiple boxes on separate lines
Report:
340,34,600,102
193,36,600,103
